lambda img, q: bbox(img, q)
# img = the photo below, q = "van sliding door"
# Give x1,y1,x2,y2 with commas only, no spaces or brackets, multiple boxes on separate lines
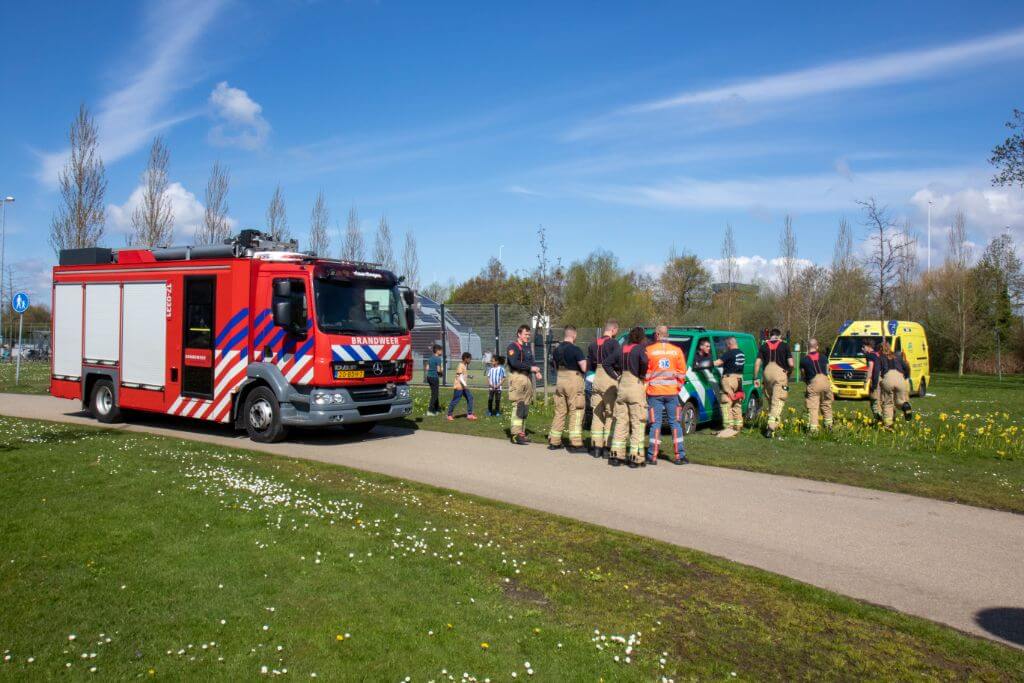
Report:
182,276,215,398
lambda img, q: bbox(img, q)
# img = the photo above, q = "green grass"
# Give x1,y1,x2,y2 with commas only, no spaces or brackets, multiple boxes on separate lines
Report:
399,372,1024,514
0,360,49,395
0,417,1020,680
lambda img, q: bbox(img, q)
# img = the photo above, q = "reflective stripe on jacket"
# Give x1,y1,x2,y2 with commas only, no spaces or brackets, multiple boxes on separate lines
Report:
645,341,686,396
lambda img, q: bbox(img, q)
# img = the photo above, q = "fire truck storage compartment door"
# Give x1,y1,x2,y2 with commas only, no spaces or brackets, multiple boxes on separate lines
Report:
53,283,84,379
122,283,167,388
84,283,121,363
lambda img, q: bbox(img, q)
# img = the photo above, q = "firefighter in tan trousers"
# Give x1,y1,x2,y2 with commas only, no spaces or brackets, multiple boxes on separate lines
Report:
547,326,588,452
586,320,620,458
610,327,649,467
506,325,542,445
713,336,746,434
877,341,914,428
799,338,833,432
753,328,794,438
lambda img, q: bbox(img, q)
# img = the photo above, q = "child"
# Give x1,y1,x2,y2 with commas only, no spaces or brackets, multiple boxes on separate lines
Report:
425,344,443,416
487,355,506,416
447,352,477,421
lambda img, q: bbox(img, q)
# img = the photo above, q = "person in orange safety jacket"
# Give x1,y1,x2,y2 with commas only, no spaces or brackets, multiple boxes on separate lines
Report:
645,325,688,465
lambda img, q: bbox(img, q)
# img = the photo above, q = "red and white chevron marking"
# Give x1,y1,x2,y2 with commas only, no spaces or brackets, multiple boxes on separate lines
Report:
166,349,249,423
277,352,314,385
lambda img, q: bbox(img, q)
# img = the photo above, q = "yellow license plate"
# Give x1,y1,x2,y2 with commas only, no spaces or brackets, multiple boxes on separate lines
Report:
334,369,364,379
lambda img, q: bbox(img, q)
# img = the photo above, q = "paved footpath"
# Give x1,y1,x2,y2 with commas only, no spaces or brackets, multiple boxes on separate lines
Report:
2,394,1022,648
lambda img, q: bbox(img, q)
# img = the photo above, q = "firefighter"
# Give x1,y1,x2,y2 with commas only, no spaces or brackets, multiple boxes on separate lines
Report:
548,325,587,452
506,325,542,445
753,328,794,438
609,327,648,467
800,338,833,432
586,320,621,458
862,339,882,420
645,325,688,465
877,340,913,428
713,336,745,435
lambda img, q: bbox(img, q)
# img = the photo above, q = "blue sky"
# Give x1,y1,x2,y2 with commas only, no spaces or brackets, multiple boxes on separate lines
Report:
3,1,1024,301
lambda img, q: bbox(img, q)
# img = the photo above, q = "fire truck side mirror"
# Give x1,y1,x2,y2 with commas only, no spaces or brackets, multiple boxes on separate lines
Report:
405,306,416,331
402,288,415,306
272,278,308,338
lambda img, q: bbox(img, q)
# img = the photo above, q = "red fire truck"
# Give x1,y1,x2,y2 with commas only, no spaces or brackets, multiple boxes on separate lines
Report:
50,230,416,442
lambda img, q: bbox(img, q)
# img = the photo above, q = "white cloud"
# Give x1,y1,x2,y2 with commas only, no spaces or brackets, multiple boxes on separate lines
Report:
208,82,271,150
578,166,981,213
626,27,1024,114
910,185,1024,242
702,255,815,284
36,0,226,185
569,27,1024,140
108,181,233,244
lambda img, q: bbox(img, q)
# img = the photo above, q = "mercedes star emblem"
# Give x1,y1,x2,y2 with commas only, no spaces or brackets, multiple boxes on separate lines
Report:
372,362,384,376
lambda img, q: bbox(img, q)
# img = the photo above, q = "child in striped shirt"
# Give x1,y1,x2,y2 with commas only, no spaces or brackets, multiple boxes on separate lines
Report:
487,356,506,417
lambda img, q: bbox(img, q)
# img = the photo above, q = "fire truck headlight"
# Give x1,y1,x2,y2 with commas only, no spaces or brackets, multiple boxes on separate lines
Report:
332,393,345,404
397,385,410,400
313,392,330,406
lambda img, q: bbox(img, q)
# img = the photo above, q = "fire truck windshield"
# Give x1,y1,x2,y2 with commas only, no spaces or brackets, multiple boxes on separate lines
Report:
314,279,407,335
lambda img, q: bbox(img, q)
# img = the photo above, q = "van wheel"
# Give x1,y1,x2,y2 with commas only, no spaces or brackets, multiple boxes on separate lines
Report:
917,378,927,398
744,392,762,422
90,379,122,423
681,401,698,435
244,386,288,443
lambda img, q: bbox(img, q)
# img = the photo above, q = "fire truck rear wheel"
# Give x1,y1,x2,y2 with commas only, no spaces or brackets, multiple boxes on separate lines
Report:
90,379,122,424
244,386,288,443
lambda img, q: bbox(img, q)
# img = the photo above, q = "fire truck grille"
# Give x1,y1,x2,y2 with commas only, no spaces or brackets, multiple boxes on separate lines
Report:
348,385,395,402
357,404,391,416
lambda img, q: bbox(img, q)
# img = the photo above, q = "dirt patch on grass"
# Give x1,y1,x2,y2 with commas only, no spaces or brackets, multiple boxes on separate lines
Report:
501,578,551,609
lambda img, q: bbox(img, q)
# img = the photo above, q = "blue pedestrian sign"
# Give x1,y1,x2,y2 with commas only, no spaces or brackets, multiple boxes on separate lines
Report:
11,291,29,314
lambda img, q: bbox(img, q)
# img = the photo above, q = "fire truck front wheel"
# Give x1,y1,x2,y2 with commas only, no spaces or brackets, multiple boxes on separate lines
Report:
89,379,122,424
244,386,288,443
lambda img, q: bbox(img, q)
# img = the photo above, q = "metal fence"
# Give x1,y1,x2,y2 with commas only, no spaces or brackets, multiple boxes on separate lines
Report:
410,303,603,389
0,323,50,360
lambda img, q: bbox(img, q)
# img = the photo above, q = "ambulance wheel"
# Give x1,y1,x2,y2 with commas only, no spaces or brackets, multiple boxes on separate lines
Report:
681,401,698,435
745,392,762,422
244,386,288,443
90,379,121,424
917,378,927,398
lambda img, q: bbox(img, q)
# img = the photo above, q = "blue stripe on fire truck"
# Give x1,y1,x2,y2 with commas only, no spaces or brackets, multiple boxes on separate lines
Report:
214,307,249,347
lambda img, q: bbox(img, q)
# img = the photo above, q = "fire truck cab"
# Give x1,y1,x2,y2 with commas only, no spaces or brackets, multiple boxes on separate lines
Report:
50,230,416,442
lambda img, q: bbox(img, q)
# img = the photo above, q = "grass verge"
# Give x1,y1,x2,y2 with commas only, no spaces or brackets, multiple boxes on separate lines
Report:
0,416,1021,679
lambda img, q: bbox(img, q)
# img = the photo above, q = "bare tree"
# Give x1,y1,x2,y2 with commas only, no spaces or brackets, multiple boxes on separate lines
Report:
857,197,912,318
718,223,738,327
777,214,800,335
401,231,420,289
265,185,290,241
129,136,174,247
373,214,396,271
196,161,230,245
308,190,330,256
926,211,981,375
832,217,854,270
341,204,365,261
795,265,830,341
49,104,107,254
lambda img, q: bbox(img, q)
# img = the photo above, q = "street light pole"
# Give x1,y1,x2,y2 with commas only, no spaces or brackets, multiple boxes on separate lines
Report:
926,200,932,273
0,196,14,350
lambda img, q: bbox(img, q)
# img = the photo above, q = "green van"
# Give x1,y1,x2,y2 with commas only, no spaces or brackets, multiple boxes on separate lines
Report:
616,326,762,433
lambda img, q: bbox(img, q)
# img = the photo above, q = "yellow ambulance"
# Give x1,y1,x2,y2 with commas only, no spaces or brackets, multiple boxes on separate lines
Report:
828,320,931,399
